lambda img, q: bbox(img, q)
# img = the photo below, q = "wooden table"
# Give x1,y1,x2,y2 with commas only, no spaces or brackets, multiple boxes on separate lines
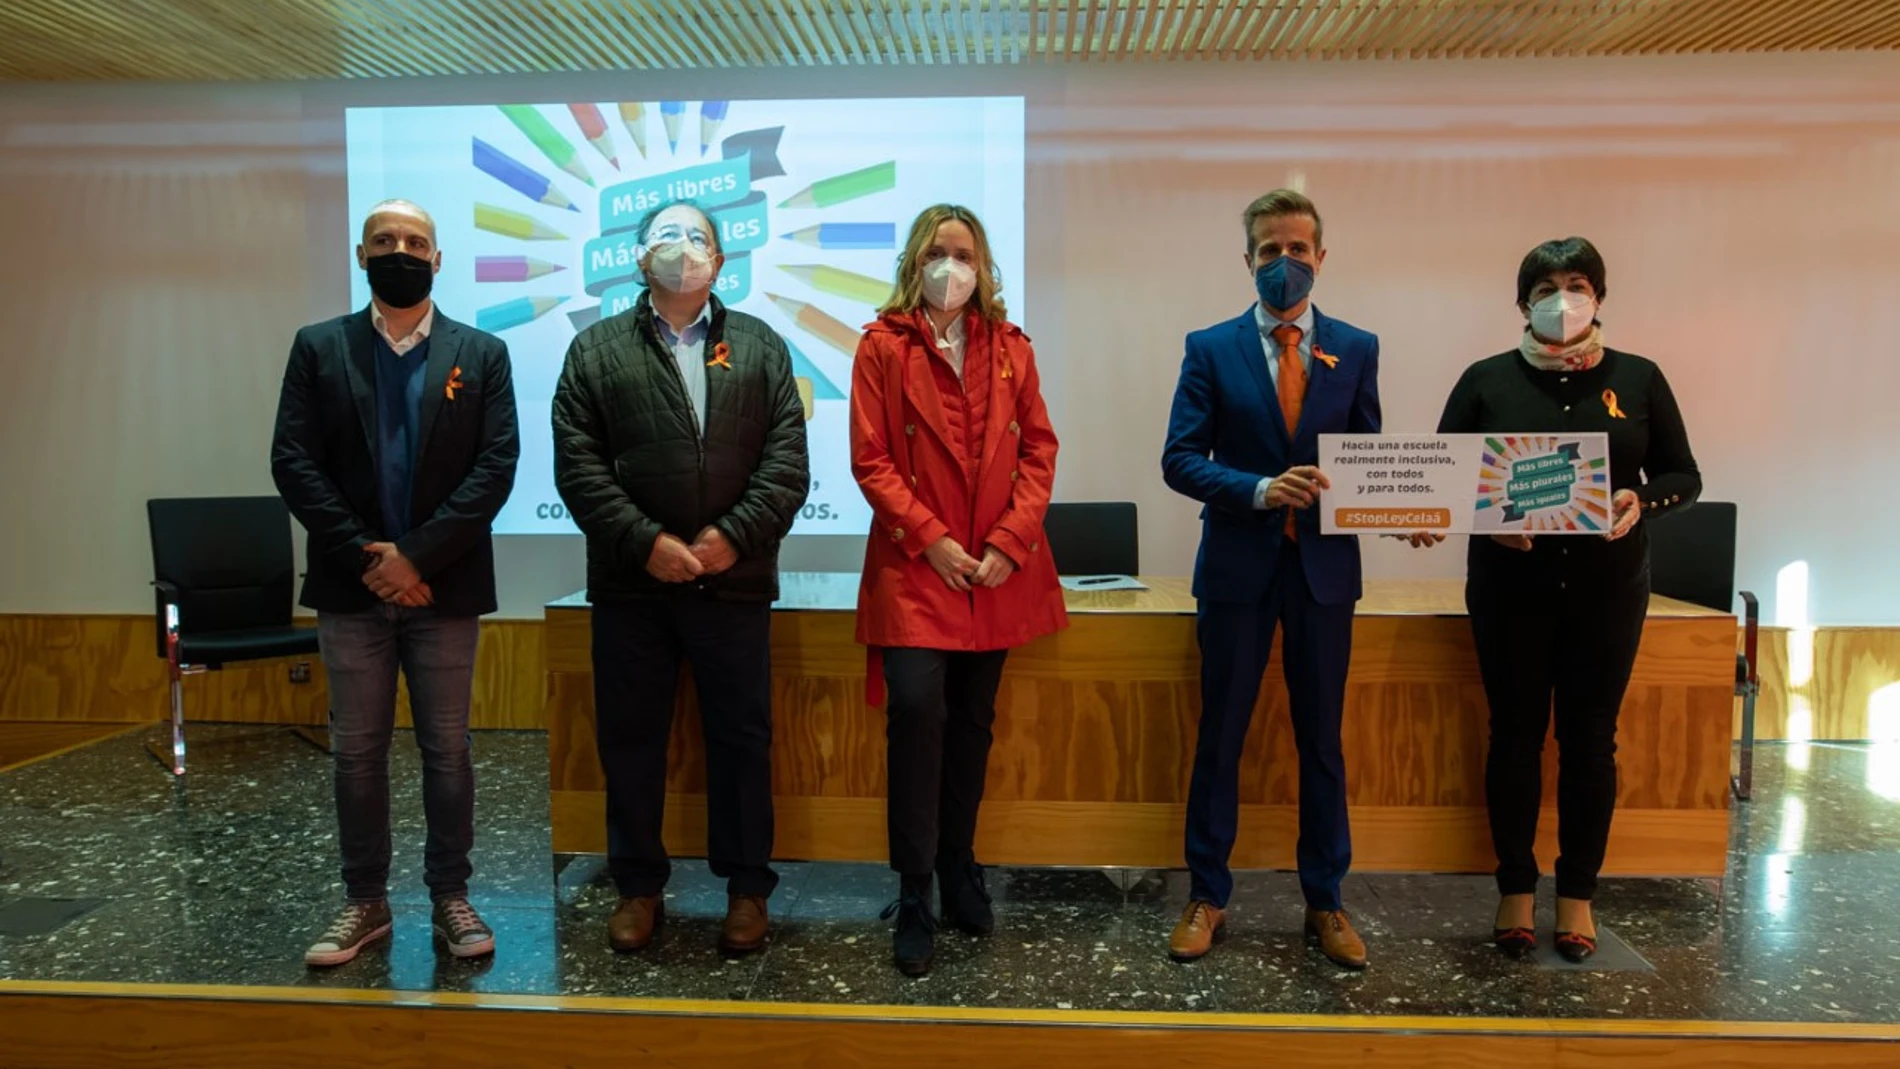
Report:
546,575,1735,876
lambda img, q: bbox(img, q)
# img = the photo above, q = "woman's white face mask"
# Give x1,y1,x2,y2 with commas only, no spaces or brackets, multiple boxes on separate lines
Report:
1528,290,1597,344
922,256,976,313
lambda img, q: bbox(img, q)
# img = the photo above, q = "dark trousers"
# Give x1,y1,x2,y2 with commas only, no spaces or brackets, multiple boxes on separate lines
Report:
1469,576,1649,901
317,606,480,904
1186,542,1355,911
592,596,777,899
882,647,1009,877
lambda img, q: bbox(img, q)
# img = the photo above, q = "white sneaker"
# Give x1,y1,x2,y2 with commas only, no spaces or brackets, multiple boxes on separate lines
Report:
305,901,392,967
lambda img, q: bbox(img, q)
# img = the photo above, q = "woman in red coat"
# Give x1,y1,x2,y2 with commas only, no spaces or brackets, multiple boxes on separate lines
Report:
849,204,1067,976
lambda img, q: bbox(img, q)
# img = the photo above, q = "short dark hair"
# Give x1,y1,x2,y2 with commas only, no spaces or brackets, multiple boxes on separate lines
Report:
1516,237,1606,305
1242,189,1323,254
635,199,722,255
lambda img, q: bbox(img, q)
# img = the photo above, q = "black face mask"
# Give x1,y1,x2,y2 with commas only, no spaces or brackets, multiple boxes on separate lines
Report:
364,251,435,309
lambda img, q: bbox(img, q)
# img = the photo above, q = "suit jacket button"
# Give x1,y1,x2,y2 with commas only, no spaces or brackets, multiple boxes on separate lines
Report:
1031,542,1040,552
905,424,915,436
1009,421,1020,434
1009,470,1020,481
893,527,906,541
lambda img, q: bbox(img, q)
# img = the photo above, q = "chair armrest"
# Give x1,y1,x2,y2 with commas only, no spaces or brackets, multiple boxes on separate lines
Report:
153,580,180,661
1739,590,1760,686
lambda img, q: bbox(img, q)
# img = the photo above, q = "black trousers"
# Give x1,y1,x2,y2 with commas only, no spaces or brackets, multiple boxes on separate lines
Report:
1469,575,1649,901
592,596,777,899
882,647,1009,877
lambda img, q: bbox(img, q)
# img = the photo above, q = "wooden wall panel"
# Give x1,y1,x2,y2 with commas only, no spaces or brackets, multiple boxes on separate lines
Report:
1743,626,1900,741
0,615,544,730
547,592,1738,873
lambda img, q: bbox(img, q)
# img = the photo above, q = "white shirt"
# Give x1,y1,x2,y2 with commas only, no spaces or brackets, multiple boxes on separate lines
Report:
371,300,435,357
655,300,713,437
929,313,968,379
1252,302,1316,509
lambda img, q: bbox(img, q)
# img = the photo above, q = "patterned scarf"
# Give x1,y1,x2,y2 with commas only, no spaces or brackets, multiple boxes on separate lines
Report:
1518,324,1604,372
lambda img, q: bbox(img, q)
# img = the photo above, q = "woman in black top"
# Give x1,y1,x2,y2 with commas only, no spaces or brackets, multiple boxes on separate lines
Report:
1433,237,1700,962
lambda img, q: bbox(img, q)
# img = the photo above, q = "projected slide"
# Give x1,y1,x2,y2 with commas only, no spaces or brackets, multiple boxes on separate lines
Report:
345,97,1027,536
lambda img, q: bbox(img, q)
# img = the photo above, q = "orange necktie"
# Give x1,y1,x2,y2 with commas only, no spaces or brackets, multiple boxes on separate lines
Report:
1273,323,1306,540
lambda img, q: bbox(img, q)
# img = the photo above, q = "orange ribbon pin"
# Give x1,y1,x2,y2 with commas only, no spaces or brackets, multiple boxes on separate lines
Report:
444,366,464,401
1603,389,1625,418
707,342,732,370
1000,355,1013,379
1313,345,1338,369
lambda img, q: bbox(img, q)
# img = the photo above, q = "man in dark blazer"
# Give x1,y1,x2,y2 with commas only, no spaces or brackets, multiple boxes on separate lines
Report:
271,199,519,968
553,200,809,957
1161,189,1380,969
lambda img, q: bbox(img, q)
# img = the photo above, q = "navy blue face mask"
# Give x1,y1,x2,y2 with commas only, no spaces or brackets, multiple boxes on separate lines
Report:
1254,255,1315,314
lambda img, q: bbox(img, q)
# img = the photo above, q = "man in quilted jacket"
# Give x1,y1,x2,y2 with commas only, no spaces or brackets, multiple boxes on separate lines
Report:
552,200,809,957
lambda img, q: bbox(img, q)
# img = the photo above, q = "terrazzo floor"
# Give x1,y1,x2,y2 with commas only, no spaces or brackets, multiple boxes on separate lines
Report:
2,725,1895,1024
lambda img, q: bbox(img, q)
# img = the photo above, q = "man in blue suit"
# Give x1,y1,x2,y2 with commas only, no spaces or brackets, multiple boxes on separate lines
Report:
1161,189,1379,969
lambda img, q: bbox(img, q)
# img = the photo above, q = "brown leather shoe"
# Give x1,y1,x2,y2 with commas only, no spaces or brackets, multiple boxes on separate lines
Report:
720,893,770,954
608,894,662,953
1168,900,1225,962
1304,908,1369,970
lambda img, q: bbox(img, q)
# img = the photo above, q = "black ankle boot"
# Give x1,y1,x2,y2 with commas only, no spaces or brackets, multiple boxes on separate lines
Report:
880,877,938,977
938,860,994,937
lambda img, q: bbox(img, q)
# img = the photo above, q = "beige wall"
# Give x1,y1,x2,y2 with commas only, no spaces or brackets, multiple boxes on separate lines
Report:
3,53,1898,622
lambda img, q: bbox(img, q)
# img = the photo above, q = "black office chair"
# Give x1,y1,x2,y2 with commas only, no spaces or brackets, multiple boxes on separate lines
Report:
1646,501,1760,801
148,496,322,776
1044,501,1140,576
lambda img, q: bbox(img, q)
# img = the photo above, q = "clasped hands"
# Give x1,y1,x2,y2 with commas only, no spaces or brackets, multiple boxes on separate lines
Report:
923,537,1015,592
646,526,740,583
363,542,431,607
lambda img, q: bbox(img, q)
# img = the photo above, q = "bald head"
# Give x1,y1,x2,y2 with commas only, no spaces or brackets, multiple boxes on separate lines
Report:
361,199,436,245
356,198,441,283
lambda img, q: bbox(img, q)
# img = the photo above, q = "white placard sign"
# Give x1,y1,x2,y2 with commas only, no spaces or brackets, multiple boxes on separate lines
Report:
1317,433,1612,536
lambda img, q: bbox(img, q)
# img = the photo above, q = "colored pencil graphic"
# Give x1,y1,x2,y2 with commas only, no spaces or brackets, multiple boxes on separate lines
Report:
699,100,729,156
472,138,578,212
785,339,846,399
567,103,619,170
781,223,897,250
766,292,861,357
778,161,897,209
616,102,648,159
778,264,891,306
476,295,569,333
661,101,686,154
475,256,566,283
498,104,595,187
475,203,569,242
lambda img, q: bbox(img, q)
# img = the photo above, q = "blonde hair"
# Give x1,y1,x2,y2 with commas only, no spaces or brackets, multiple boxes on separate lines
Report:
878,204,1008,322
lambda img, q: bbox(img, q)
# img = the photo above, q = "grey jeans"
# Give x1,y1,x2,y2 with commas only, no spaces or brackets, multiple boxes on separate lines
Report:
317,605,480,903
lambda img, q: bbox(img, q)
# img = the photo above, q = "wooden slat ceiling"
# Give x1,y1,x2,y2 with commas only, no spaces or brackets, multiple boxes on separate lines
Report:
3,0,1898,81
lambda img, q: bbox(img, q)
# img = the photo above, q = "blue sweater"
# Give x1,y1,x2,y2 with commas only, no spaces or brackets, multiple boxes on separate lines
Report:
373,334,430,539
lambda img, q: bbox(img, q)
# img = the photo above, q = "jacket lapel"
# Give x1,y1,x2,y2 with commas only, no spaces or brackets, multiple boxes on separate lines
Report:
413,313,463,465
1292,308,1338,448
1235,311,1292,446
343,309,380,459
900,313,954,452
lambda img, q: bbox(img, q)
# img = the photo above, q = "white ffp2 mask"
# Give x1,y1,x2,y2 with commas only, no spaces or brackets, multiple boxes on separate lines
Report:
646,243,716,294
1529,290,1597,344
922,257,976,313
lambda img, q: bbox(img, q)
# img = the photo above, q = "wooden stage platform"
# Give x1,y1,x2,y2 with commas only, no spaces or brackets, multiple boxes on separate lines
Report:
4,979,1898,1068
548,574,1737,876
